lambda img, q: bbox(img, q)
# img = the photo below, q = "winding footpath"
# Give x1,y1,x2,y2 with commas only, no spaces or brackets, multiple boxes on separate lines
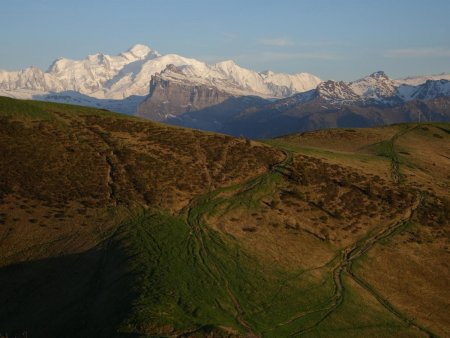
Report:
180,148,291,337
180,140,437,337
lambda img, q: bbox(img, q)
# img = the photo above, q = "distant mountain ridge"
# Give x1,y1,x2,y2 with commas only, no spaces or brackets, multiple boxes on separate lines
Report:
397,72,450,86
0,44,321,113
304,71,450,105
161,71,450,138
0,45,161,98
1,44,449,137
135,61,321,121
135,69,450,121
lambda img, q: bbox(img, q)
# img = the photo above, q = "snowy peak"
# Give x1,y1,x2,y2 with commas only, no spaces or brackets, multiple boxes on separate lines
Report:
349,71,397,100
317,80,359,101
121,44,161,60
303,71,450,106
46,58,66,73
153,60,321,98
263,71,321,94
210,60,321,96
0,66,63,92
126,44,153,58
0,44,320,101
397,73,450,86
368,70,389,80
214,59,239,69
408,79,450,100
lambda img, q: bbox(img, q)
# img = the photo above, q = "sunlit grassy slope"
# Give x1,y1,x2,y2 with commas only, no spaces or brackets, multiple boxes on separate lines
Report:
0,97,448,337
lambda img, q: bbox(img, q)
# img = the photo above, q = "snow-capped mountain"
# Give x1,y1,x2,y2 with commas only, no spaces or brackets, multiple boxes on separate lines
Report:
349,71,398,101
134,59,321,120
0,66,64,92
408,79,450,100
200,71,450,139
145,60,321,96
137,68,450,121
0,45,160,98
290,71,450,106
45,44,161,98
290,72,400,105
0,44,321,113
397,79,450,101
205,60,321,97
316,80,360,102
1,44,449,126
397,73,450,86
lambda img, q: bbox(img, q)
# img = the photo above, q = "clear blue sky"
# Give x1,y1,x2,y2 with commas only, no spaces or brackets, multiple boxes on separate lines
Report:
1,0,449,80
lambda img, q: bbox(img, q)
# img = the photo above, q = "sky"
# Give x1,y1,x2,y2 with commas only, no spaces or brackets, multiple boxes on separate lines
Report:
0,0,449,81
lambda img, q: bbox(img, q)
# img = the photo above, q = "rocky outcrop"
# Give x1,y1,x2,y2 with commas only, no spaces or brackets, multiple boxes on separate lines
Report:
136,67,233,121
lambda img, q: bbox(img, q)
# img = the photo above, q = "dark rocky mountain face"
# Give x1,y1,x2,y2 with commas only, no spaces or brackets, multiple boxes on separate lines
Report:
136,72,232,121
165,96,271,132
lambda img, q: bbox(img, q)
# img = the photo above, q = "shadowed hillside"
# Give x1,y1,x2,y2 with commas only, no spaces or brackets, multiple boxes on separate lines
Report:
0,97,448,337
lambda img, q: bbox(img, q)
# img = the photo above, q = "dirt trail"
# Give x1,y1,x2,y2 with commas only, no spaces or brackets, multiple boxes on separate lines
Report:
286,193,436,337
182,149,290,337
185,189,259,337
181,143,436,337
389,125,419,183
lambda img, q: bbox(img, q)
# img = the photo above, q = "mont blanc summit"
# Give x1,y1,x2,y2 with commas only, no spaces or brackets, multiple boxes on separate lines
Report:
0,44,321,110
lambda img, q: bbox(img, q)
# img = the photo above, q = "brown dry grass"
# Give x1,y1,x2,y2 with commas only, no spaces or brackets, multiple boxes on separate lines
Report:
270,122,450,336
0,100,283,266
1,97,449,337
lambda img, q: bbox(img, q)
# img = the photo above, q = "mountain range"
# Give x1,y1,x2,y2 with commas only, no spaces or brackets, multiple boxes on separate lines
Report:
165,71,450,137
0,44,320,115
1,44,450,137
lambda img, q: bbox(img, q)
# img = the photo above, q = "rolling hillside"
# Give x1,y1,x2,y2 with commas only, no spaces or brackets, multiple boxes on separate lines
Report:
0,97,448,337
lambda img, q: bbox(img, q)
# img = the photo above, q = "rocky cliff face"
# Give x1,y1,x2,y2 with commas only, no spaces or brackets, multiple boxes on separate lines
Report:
136,69,232,121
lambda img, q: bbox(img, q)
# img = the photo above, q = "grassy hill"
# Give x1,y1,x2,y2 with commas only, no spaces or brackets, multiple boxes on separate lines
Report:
0,96,448,337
